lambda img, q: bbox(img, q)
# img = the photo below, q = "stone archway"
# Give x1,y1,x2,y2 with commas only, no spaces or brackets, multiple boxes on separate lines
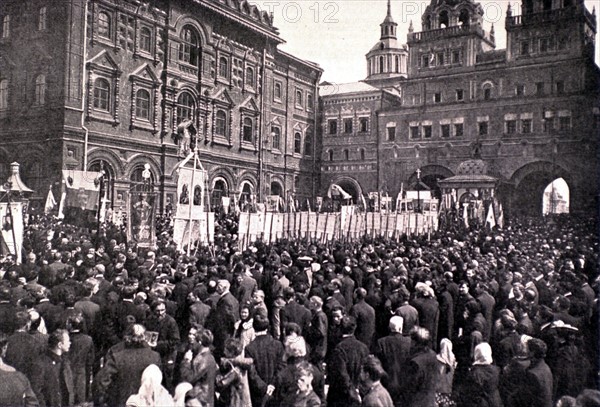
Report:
331,176,363,204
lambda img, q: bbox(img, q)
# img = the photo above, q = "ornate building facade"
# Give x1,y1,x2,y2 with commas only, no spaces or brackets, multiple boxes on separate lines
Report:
319,0,599,215
0,0,321,211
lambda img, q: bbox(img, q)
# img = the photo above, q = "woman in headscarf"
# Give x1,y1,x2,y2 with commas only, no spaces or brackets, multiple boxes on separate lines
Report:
460,343,503,407
173,382,193,407
126,364,174,407
435,338,457,407
233,304,255,352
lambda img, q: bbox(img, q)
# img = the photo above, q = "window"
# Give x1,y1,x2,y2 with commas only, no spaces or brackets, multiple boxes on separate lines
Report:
215,110,227,136
478,121,488,136
295,89,303,107
360,117,369,132
139,27,152,53
516,84,525,96
343,149,349,160
422,54,430,68
93,78,111,111
38,7,47,31
135,89,151,120
441,124,451,138
505,119,517,134
456,89,464,101
423,125,432,138
2,15,10,38
483,88,491,100
176,92,194,124
271,126,281,150
344,118,353,134
558,37,568,50
452,50,461,64
34,75,46,105
556,81,564,95
328,150,334,161
307,94,313,110
328,119,337,135
219,57,229,78
274,82,282,100
98,12,111,39
304,133,313,156
436,52,445,66
536,82,545,95
521,41,530,55
294,132,302,154
294,176,299,190
179,27,199,66
246,67,254,87
0,79,7,110
559,115,571,131
434,92,441,103
360,149,365,160
540,38,549,53
454,123,464,137
387,126,396,141
243,117,253,142
543,113,554,132
410,125,419,139
522,118,532,133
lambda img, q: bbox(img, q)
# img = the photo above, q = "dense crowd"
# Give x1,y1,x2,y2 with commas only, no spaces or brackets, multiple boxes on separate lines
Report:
0,210,598,407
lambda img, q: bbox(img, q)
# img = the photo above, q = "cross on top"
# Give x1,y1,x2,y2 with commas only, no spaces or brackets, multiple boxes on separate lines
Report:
416,168,421,179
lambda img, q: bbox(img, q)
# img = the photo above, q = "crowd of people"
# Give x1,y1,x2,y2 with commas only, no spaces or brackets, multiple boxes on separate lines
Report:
0,209,598,407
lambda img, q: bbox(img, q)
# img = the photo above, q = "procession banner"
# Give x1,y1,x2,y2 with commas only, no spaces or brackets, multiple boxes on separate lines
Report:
316,212,328,240
172,212,215,250
127,192,157,248
263,212,273,243
325,213,338,241
272,213,284,242
308,213,318,239
238,212,250,249
0,202,23,263
61,170,101,228
175,166,206,219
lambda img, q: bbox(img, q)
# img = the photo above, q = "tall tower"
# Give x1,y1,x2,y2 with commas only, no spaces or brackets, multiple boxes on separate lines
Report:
406,0,495,78
364,0,409,88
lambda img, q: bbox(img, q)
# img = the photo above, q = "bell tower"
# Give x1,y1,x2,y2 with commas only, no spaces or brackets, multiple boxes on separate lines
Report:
365,0,409,87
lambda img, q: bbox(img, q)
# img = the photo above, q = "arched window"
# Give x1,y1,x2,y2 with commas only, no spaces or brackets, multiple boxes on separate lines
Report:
328,150,334,161
212,179,228,208
271,126,281,150
179,26,199,66
243,117,253,142
35,75,46,105
458,9,470,26
439,10,449,28
130,164,155,192
98,12,111,39
246,67,254,87
215,110,227,136
176,92,194,124
295,90,303,107
274,82,282,100
379,56,384,73
136,89,151,120
93,78,111,111
0,79,7,110
294,132,302,154
343,149,349,160
23,162,43,192
89,161,114,202
219,57,229,78
360,148,365,160
139,27,152,53
395,56,400,73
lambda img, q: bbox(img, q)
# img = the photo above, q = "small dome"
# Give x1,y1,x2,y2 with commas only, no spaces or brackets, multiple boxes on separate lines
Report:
456,159,488,176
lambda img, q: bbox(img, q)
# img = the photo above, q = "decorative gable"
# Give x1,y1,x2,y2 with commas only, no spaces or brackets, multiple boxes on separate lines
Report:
239,96,259,115
130,64,160,86
212,88,234,106
87,50,122,75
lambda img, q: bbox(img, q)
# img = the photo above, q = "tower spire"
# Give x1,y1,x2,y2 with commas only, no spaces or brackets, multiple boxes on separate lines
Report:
386,0,392,19
380,0,397,40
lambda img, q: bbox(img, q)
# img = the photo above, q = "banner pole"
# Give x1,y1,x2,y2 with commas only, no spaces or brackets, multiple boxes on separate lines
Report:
6,191,18,261
187,151,197,256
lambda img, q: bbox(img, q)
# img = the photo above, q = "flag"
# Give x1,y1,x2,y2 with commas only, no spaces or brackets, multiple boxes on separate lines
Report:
61,170,102,227
327,184,352,200
44,187,56,214
485,203,496,229
497,203,504,229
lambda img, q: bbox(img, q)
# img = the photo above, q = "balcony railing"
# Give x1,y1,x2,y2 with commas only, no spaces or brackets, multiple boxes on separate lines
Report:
506,7,595,30
408,24,491,43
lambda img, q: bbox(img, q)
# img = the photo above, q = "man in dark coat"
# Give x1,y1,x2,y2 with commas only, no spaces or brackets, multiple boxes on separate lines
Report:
66,315,95,405
350,287,376,347
244,314,285,407
94,324,161,407
521,338,554,407
436,280,454,341
30,329,74,407
280,287,312,336
373,316,412,406
207,279,239,360
326,316,369,407
4,311,43,380
403,327,439,407
145,300,181,390
411,283,440,350
306,295,328,367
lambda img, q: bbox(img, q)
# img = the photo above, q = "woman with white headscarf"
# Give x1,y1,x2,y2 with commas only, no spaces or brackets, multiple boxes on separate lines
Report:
126,364,174,407
460,343,503,407
435,338,457,407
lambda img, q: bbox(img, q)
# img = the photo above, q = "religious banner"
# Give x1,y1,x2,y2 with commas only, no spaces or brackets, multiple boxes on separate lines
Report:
175,166,206,219
325,213,338,241
60,170,101,227
0,202,24,263
271,213,284,242
172,212,215,250
316,213,328,240
308,213,318,239
127,192,157,248
263,212,273,243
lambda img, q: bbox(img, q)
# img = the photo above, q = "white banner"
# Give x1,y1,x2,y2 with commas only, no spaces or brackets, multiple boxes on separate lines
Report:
0,202,23,264
175,166,206,219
